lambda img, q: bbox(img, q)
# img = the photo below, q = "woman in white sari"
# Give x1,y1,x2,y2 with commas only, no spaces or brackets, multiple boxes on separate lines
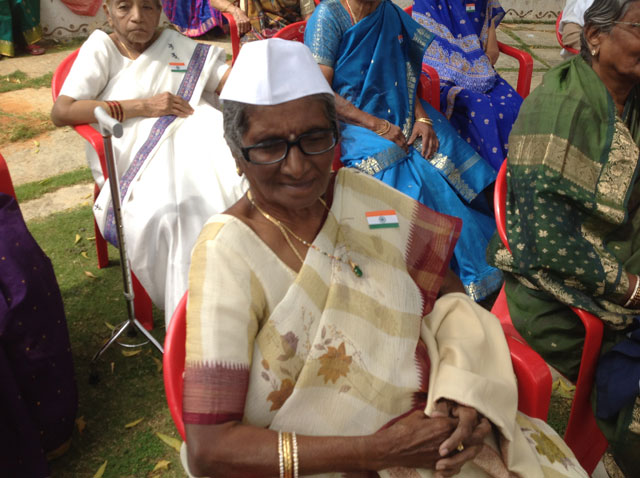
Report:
51,0,244,325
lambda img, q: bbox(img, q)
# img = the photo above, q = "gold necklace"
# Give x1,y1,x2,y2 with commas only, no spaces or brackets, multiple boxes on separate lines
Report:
344,0,358,24
115,36,136,60
247,191,362,277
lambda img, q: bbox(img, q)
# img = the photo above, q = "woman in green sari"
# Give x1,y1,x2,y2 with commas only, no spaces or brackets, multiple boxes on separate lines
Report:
488,0,640,474
0,0,44,58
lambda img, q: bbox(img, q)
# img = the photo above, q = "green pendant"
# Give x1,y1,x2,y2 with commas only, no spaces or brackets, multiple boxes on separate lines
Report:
352,264,363,277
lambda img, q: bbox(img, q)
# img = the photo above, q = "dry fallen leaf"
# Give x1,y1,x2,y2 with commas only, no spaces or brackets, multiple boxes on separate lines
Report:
152,356,163,373
125,417,144,429
104,321,115,330
84,193,92,199
156,432,182,452
121,349,142,357
81,251,89,259
75,416,86,434
552,377,575,400
93,460,107,478
86,236,96,241
84,271,97,279
110,362,115,374
74,234,81,244
152,460,171,472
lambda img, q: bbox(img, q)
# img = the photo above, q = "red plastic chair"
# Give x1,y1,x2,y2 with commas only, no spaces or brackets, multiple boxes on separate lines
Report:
556,12,580,56
51,49,153,330
164,282,554,443
404,6,534,99
492,160,608,474
0,152,16,200
221,12,241,65
164,291,188,441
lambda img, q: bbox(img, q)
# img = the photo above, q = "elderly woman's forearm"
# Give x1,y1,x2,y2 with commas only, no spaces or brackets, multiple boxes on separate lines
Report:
333,92,380,130
186,422,377,477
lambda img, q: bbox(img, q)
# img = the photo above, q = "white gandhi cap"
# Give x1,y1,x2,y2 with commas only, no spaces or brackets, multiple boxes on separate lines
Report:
219,38,333,105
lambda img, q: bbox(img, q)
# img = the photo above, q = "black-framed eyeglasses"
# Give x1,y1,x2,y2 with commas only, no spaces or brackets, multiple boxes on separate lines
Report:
241,128,337,165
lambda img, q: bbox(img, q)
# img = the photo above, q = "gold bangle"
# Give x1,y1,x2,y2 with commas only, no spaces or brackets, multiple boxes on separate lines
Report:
374,119,391,136
278,431,284,478
283,432,293,478
416,116,433,126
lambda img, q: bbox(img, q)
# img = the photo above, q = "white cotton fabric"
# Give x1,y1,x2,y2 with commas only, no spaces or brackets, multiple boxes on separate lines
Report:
59,28,245,325
219,38,333,105
560,0,594,29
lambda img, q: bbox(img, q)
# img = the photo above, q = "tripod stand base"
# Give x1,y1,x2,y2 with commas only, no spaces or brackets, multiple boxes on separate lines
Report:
89,317,164,384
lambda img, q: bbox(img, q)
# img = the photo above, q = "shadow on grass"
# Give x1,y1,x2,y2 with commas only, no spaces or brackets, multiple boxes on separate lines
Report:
27,206,184,478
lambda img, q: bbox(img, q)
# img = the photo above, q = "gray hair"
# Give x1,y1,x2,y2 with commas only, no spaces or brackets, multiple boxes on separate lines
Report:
581,0,640,62
222,93,338,160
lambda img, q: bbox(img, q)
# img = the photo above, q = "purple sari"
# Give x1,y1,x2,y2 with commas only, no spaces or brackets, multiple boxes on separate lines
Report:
0,193,77,477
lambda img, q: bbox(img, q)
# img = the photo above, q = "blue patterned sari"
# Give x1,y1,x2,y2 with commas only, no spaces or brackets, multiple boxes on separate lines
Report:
305,0,502,300
412,0,522,171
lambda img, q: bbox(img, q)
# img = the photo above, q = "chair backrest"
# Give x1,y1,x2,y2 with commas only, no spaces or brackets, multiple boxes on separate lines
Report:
273,21,307,41
163,291,188,441
51,49,79,103
0,152,16,200
494,159,608,473
556,12,580,56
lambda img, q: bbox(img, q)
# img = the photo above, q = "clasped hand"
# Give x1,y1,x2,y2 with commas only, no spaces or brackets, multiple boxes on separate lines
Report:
379,400,490,477
144,92,194,118
375,118,439,159
408,121,439,159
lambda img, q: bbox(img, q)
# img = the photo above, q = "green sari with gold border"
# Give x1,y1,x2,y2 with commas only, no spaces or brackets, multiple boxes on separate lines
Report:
0,0,42,57
488,55,640,473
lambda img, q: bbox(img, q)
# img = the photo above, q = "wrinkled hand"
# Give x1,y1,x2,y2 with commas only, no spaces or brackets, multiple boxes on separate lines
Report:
376,410,457,470
375,118,407,152
430,399,492,478
143,92,194,118
232,7,251,36
408,121,439,159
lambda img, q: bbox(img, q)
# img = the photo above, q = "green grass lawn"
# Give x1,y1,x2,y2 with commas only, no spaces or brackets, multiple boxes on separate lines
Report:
28,206,184,478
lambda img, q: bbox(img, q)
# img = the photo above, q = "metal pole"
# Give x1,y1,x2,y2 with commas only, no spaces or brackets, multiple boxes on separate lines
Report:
90,107,163,373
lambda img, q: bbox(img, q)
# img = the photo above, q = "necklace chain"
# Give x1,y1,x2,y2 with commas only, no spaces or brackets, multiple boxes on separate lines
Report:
116,36,135,60
247,191,362,277
345,0,358,24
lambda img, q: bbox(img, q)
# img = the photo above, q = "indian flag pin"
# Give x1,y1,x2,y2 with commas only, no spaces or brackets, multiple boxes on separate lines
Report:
170,62,187,73
366,210,399,229
465,3,476,12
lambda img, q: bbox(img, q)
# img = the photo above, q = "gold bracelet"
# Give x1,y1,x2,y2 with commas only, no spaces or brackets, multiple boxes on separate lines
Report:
278,431,284,478
625,275,640,308
292,432,299,478
284,432,293,478
416,116,433,126
374,119,391,136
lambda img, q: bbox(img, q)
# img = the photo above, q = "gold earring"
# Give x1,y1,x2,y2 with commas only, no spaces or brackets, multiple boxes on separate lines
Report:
236,166,242,176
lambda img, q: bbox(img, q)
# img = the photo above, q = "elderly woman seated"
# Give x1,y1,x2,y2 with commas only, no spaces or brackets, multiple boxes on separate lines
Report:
411,0,522,171
50,0,244,325
488,0,640,474
303,0,501,302
180,38,590,478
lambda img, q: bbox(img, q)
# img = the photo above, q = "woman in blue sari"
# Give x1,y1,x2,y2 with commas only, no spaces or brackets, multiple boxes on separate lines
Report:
304,0,502,301
412,0,522,171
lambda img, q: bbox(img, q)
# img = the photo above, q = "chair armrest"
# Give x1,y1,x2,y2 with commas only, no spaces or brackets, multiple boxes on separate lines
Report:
73,124,108,181
505,334,552,420
418,63,440,112
222,12,241,64
497,42,533,99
